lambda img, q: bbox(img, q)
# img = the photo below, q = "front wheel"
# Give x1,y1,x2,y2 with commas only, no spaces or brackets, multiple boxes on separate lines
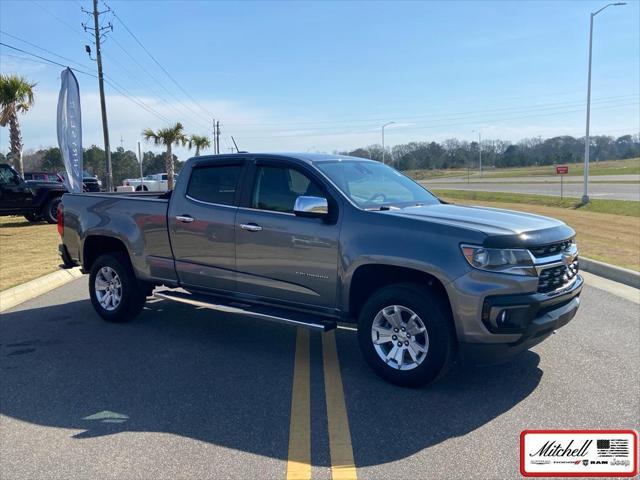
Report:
357,283,455,387
89,253,147,323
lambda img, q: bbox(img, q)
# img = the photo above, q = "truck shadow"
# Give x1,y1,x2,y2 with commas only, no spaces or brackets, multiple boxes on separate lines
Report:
0,297,541,467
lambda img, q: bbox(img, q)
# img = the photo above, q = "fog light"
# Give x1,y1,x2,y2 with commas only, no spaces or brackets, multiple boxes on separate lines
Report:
497,310,508,327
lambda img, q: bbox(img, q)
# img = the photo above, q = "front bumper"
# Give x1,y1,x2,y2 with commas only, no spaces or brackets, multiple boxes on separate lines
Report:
458,274,583,365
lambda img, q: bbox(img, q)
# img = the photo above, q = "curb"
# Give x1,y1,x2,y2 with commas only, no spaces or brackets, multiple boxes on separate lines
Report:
0,267,84,313
580,257,640,290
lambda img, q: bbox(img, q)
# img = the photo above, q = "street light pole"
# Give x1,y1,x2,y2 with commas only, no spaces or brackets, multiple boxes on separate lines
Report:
472,130,482,176
582,2,626,204
381,121,395,164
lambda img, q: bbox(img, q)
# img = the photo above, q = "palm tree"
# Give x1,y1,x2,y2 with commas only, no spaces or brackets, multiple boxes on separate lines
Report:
0,74,36,175
189,134,211,156
142,122,189,190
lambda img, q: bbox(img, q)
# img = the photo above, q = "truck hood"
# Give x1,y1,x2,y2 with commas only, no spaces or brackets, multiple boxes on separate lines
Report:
382,203,575,248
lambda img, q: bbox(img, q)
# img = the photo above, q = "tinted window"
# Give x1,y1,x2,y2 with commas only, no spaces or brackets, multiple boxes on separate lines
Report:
252,166,324,213
0,166,15,185
187,165,243,206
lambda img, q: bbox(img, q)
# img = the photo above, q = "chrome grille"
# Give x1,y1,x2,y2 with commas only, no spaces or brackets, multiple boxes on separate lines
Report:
529,240,574,258
537,259,579,293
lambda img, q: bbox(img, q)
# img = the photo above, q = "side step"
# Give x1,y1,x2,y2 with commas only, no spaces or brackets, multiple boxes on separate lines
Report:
153,290,337,332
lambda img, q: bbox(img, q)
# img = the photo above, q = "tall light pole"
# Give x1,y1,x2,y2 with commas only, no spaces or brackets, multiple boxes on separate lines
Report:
381,121,395,164
472,130,482,176
582,2,626,204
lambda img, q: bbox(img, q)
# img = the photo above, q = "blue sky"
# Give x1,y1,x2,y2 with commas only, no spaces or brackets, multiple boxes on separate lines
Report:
0,0,638,158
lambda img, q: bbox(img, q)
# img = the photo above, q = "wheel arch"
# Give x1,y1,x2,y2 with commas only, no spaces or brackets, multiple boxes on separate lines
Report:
345,262,456,336
82,235,131,273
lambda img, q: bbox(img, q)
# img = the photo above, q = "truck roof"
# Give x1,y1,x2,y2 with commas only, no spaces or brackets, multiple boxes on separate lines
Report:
187,152,375,165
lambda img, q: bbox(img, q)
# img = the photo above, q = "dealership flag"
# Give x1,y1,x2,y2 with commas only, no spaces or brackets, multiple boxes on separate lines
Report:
57,68,83,193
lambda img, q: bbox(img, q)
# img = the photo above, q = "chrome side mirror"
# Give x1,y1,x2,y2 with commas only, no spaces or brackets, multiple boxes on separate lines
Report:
294,195,328,218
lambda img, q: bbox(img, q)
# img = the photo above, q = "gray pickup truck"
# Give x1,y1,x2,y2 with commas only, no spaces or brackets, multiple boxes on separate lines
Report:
59,153,582,386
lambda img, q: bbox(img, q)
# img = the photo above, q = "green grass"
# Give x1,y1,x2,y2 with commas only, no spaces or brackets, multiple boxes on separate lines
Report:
432,189,640,217
407,157,640,180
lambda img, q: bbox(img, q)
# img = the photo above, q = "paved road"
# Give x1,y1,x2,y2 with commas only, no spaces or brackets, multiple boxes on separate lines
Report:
427,174,640,184
421,175,640,201
1,274,638,479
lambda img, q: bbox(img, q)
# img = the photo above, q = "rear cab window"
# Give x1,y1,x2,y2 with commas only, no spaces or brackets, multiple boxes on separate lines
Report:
187,164,243,206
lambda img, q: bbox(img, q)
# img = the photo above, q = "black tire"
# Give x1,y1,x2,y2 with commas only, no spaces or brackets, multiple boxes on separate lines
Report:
89,253,147,323
357,283,455,387
135,185,149,192
43,196,61,224
24,212,42,223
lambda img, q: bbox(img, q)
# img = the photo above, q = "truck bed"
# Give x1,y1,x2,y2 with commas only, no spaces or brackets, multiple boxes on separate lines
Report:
61,192,176,284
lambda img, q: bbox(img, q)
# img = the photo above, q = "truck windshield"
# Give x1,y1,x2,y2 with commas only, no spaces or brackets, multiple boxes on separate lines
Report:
316,160,440,209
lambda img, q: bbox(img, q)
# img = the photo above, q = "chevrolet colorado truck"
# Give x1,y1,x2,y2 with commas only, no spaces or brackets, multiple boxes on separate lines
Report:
58,153,582,386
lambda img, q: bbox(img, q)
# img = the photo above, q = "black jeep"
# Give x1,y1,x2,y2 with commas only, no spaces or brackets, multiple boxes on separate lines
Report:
0,163,66,223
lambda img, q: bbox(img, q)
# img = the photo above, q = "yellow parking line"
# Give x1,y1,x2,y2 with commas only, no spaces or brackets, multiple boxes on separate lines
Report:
286,328,312,480
322,330,358,480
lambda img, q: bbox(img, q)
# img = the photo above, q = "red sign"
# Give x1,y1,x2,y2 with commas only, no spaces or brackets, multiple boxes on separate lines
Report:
556,165,569,175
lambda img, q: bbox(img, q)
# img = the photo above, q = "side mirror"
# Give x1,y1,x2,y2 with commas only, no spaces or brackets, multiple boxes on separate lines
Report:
294,195,328,218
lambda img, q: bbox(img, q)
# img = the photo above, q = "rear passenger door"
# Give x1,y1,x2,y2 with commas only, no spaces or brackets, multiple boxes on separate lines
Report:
168,159,246,292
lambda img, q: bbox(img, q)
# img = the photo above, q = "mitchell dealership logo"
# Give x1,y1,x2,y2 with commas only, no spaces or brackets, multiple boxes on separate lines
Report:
529,440,592,458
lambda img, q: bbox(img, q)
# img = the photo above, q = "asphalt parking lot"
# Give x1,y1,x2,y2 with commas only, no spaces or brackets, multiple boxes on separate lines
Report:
1,274,638,480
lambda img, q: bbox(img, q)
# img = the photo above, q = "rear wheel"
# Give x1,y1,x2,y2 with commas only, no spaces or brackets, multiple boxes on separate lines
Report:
357,283,455,387
43,196,61,224
89,253,146,322
135,185,149,192
24,212,42,223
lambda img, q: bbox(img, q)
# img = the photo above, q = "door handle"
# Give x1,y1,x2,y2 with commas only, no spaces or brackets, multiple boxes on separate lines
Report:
176,215,194,223
240,223,263,232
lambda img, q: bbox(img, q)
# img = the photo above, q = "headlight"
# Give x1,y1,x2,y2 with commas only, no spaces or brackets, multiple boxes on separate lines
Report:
461,244,536,276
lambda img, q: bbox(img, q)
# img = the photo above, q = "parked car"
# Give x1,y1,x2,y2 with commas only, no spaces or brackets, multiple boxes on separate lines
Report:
24,171,62,183
0,164,66,223
59,153,582,386
57,171,102,192
122,173,173,192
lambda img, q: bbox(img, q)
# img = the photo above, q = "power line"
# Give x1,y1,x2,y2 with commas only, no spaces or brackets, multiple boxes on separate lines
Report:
225,94,639,129
238,101,639,140
0,30,93,71
0,42,97,77
27,0,204,129
105,34,211,129
104,1,213,123
0,42,170,124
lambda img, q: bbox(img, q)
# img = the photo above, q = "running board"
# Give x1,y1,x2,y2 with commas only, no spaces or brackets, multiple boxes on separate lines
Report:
153,290,336,332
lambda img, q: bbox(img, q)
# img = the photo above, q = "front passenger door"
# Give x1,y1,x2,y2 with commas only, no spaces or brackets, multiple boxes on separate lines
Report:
235,162,340,309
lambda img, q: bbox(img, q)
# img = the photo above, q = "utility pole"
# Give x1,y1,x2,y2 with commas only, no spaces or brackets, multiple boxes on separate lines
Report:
231,136,240,153
212,118,218,155
216,120,221,155
381,121,395,164
472,130,482,176
137,141,144,188
83,0,113,191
